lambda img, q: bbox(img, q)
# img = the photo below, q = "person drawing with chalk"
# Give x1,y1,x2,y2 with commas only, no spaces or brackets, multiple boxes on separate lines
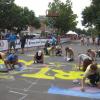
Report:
65,47,74,61
81,63,100,92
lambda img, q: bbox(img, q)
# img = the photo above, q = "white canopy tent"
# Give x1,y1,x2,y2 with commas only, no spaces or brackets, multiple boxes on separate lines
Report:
66,31,78,35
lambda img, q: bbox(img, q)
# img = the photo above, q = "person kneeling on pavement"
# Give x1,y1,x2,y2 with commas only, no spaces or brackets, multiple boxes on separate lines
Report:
55,46,62,56
65,47,74,61
81,63,100,91
78,53,93,71
87,49,96,61
34,50,44,63
4,53,19,70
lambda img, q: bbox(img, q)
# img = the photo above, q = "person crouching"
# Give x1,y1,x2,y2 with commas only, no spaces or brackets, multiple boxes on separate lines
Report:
78,53,93,71
65,47,74,61
55,46,62,56
81,63,100,91
4,53,19,70
34,50,44,63
87,49,96,61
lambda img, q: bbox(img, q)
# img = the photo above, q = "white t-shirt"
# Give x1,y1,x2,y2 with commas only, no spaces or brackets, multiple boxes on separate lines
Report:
78,54,92,61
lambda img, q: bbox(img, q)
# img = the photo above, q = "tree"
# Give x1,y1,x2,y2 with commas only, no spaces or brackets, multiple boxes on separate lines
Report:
82,0,100,32
47,0,77,34
74,28,89,35
0,0,14,29
0,0,41,32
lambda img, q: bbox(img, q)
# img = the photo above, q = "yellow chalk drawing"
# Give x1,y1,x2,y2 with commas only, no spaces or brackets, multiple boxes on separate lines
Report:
22,67,54,80
26,54,34,57
54,62,61,67
0,60,4,64
22,67,84,80
0,59,33,66
0,75,14,80
18,60,33,66
53,70,83,80
0,59,99,80
49,62,67,67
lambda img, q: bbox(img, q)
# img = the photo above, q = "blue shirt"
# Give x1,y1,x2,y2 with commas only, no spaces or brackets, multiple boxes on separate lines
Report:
8,34,17,42
6,54,18,61
50,36,57,45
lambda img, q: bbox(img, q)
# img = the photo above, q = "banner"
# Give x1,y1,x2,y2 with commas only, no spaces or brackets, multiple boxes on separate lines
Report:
0,38,69,51
27,39,48,47
0,40,8,51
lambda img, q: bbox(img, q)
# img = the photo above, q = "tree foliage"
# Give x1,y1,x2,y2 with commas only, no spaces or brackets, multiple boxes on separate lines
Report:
82,0,100,31
0,0,40,32
47,0,77,33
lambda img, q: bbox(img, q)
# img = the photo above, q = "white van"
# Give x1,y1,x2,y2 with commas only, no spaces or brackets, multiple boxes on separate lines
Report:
32,33,40,38
21,31,41,38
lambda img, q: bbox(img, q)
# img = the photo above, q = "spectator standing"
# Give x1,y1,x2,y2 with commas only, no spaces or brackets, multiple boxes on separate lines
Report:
50,36,57,46
7,31,17,53
44,40,50,55
86,36,90,46
92,35,96,45
97,34,100,45
81,36,85,46
20,34,26,54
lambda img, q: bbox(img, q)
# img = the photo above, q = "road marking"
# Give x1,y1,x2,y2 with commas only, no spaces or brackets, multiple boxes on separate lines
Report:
24,79,39,91
9,90,27,95
9,90,28,100
23,79,36,84
19,95,27,100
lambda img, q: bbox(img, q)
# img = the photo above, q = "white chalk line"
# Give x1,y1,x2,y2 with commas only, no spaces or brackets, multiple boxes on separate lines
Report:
22,78,37,84
24,79,39,91
9,90,28,100
8,86,48,97
9,90,27,95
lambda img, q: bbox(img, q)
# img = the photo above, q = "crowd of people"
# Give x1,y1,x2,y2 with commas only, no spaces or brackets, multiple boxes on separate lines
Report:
0,33,100,92
33,39,100,92
0,30,27,54
80,35,100,46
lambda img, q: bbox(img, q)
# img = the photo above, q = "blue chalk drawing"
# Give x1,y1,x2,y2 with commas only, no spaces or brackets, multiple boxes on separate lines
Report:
48,86,100,99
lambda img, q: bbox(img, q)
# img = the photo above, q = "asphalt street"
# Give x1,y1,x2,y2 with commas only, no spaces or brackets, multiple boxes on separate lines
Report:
0,41,100,100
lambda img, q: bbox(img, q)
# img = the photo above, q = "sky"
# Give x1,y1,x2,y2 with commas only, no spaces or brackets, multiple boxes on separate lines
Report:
15,0,91,29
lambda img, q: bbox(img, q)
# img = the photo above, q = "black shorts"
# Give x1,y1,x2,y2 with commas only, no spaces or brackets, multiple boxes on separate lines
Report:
21,42,25,48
